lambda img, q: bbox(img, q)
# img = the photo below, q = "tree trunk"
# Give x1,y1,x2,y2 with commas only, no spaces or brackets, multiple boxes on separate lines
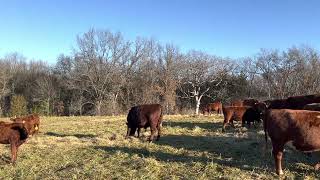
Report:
95,101,102,116
47,98,50,116
195,95,200,115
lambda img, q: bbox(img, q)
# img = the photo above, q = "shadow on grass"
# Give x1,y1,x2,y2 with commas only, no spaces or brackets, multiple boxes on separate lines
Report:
45,132,97,138
155,134,319,178
93,145,208,163
163,121,222,131
0,155,11,165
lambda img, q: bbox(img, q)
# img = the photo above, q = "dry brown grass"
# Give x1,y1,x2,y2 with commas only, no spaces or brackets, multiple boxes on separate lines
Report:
0,115,319,179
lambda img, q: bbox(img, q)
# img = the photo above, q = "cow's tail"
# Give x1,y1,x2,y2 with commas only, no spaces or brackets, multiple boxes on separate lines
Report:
159,105,163,127
11,123,29,140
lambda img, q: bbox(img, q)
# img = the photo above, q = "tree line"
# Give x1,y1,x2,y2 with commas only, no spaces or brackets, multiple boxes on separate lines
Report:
1,28,319,116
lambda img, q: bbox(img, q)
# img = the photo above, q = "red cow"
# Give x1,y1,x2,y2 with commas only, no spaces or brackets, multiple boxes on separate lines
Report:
203,101,223,115
0,122,29,164
126,104,163,142
222,106,250,131
264,109,320,175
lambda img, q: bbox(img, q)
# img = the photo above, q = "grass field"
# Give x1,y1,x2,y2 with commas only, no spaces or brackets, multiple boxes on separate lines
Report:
0,115,319,179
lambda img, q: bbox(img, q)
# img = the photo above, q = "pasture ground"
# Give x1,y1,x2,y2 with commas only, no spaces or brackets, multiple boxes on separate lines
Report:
0,115,319,179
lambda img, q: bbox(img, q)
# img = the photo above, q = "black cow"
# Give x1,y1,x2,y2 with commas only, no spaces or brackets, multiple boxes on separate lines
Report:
126,104,163,142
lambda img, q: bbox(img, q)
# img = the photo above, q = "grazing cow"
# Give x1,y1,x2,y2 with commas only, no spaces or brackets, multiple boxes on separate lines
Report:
203,101,223,115
304,103,320,111
11,114,40,136
126,104,163,142
222,106,250,131
264,109,320,175
0,122,29,164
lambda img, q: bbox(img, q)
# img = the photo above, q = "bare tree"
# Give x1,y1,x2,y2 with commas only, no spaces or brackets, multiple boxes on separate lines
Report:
70,28,131,115
178,50,229,115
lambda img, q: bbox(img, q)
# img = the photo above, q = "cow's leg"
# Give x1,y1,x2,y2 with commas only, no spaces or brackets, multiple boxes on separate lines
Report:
149,126,157,142
10,143,18,164
137,128,141,138
125,127,131,138
272,142,284,175
156,124,161,141
222,119,228,132
230,119,235,128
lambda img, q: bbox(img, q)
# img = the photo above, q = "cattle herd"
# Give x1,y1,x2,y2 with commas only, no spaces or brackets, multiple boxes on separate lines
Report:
1,94,320,176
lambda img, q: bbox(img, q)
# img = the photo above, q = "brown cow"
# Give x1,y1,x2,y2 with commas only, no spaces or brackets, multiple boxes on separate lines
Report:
126,104,163,142
264,109,320,175
0,122,29,164
11,114,40,136
222,106,250,131
203,101,223,115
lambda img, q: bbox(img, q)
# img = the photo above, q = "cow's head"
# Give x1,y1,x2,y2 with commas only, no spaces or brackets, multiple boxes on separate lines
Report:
11,114,40,136
253,102,268,121
125,122,137,137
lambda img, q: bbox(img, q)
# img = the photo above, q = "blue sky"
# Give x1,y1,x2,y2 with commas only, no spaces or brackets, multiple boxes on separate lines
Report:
1,0,320,63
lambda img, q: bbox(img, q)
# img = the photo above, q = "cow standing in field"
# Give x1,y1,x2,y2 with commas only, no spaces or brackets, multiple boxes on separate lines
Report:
0,122,29,164
202,101,223,115
223,99,262,129
11,114,40,136
264,109,320,175
126,104,163,142
222,106,249,131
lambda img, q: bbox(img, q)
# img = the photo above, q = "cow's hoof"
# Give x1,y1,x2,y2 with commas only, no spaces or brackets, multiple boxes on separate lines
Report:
277,170,284,176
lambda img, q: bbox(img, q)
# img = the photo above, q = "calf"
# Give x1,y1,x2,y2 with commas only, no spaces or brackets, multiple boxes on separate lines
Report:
11,114,40,136
264,109,320,175
126,104,163,142
0,122,29,164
